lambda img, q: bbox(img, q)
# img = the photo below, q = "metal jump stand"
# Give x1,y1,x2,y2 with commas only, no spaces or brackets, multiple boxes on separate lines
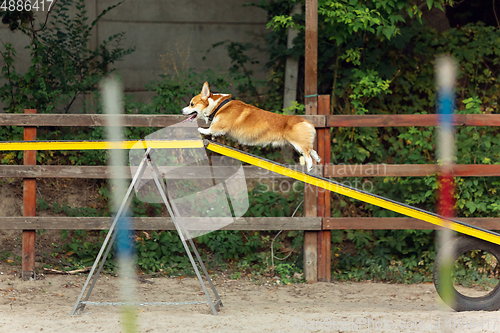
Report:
71,147,223,316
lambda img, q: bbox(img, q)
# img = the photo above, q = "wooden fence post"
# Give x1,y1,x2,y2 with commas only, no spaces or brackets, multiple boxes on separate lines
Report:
22,109,36,281
303,0,318,283
317,96,331,282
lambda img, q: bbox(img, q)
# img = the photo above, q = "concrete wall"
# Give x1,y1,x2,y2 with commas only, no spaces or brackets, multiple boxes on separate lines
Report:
0,0,269,112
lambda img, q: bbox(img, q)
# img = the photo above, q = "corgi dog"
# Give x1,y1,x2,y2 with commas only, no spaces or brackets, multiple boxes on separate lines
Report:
182,82,321,171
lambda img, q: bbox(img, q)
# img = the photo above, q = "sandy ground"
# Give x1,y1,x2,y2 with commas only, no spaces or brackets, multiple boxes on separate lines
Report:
1,263,500,333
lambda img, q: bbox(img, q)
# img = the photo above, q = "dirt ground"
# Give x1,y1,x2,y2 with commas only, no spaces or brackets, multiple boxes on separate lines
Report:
0,261,499,333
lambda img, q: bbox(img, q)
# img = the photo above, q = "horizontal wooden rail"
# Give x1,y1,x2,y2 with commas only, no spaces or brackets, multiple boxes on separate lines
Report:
3,113,500,128
327,114,500,127
0,114,325,128
324,164,500,177
0,114,185,127
0,217,322,230
3,216,500,231
1,164,499,179
0,165,317,179
324,217,500,230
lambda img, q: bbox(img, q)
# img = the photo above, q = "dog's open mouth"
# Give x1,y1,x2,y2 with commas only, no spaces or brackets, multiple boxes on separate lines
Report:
182,111,198,123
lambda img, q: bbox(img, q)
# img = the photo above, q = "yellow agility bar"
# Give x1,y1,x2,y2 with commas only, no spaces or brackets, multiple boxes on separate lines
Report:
0,140,204,151
205,140,500,246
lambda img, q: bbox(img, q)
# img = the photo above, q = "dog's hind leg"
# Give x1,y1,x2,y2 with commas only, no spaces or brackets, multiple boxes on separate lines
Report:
289,141,314,172
303,153,313,172
311,149,321,163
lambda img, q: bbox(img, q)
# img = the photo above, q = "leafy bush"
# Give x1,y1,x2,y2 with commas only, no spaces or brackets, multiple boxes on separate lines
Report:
257,1,499,282
244,182,304,217
452,250,500,290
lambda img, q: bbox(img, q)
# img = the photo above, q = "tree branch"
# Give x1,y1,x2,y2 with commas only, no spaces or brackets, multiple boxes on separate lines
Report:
34,0,59,33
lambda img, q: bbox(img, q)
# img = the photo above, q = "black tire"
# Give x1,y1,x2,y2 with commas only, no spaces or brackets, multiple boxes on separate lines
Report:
433,236,500,311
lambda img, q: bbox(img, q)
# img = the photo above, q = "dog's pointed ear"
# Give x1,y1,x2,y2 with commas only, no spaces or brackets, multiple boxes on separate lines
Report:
201,82,210,100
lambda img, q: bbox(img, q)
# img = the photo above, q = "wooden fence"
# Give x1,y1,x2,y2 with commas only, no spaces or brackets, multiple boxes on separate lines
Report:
1,107,500,281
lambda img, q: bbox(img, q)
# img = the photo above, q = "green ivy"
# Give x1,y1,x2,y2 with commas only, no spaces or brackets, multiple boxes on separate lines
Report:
0,0,134,114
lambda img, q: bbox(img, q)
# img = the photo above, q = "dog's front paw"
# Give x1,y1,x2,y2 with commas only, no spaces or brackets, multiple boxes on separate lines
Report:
198,127,210,135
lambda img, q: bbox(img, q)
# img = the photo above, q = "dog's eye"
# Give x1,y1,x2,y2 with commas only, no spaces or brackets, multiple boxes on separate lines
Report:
190,102,194,107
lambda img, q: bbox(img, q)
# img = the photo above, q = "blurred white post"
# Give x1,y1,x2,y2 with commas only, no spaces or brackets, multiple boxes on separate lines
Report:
102,76,138,333
436,56,457,323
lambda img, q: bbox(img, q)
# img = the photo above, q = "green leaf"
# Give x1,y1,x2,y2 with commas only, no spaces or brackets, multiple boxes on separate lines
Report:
148,242,159,251
465,201,477,214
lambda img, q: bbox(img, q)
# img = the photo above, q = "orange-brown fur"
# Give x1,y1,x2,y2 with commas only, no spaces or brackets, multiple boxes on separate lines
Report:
182,82,321,171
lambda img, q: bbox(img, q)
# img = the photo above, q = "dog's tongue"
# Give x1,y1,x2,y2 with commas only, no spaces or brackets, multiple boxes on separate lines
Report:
182,113,197,123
